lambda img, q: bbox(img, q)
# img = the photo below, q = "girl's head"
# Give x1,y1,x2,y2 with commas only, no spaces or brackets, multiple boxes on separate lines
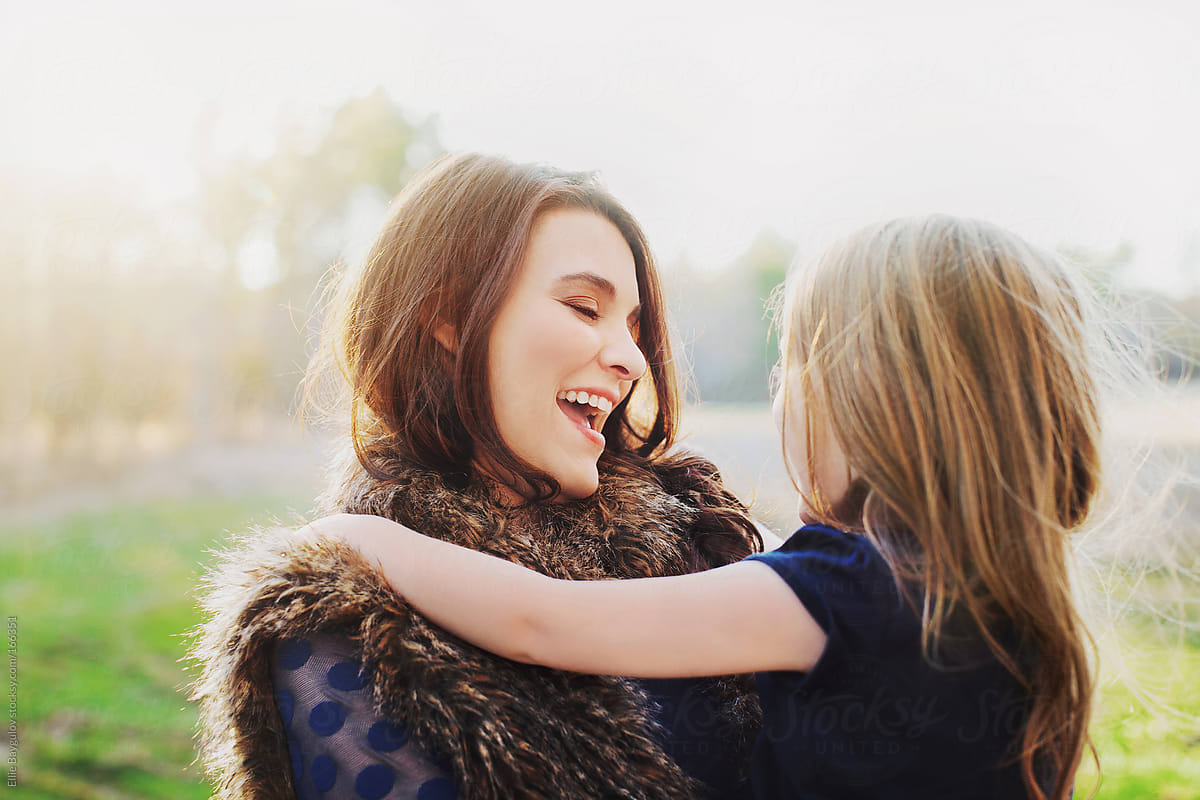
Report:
777,214,1101,533
775,215,1101,799
320,153,678,501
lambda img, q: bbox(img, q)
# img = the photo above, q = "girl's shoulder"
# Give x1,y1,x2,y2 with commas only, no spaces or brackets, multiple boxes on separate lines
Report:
748,523,891,581
743,524,906,646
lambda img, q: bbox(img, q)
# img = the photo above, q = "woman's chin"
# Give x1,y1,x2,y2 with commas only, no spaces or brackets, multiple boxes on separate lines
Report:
554,467,601,502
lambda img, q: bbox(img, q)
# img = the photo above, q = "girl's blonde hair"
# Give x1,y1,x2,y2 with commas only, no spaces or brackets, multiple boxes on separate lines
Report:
778,215,1100,800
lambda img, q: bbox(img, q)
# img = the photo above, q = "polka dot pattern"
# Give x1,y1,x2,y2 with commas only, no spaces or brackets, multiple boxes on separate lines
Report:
276,689,294,726
277,637,312,670
367,720,408,752
270,633,458,799
417,777,456,800
311,754,337,792
355,764,396,799
328,660,368,691
309,701,346,737
289,740,303,783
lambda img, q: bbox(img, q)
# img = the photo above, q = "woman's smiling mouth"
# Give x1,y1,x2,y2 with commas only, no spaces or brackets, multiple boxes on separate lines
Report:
556,390,613,445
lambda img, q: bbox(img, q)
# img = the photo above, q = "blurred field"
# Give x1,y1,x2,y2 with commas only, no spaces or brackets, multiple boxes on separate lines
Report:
2,401,1199,797
2,496,312,798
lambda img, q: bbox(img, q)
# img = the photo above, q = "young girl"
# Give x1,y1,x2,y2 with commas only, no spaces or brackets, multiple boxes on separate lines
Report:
307,215,1100,800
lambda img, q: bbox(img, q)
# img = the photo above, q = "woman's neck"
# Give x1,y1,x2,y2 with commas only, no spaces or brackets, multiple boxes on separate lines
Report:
473,459,558,508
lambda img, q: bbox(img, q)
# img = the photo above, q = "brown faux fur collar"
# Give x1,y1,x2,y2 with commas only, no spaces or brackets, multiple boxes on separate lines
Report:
187,456,760,799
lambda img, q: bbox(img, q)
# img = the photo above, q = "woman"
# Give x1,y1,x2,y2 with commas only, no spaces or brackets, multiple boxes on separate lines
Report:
187,153,767,800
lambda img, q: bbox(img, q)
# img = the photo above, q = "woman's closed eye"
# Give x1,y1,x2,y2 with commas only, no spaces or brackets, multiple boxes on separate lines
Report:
564,300,600,320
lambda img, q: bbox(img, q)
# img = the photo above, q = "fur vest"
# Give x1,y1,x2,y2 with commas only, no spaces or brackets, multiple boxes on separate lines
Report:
187,455,761,800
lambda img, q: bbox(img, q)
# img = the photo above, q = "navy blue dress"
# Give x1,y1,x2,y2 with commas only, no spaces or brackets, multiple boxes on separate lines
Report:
743,524,1046,799
272,635,749,799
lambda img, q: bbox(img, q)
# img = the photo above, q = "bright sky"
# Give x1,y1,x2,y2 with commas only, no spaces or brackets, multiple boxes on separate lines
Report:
3,0,1199,293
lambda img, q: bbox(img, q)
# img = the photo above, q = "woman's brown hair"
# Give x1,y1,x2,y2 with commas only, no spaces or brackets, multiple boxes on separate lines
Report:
309,152,760,566
777,215,1099,799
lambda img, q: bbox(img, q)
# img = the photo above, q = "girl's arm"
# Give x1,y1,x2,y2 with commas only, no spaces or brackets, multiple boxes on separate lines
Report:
302,513,826,678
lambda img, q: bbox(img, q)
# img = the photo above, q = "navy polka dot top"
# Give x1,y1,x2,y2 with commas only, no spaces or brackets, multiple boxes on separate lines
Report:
271,634,457,800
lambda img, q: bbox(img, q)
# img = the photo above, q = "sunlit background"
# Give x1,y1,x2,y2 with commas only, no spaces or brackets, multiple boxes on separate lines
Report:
3,1,1199,797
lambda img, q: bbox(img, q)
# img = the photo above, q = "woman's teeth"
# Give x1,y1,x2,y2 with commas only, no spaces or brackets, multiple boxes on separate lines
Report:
556,390,613,413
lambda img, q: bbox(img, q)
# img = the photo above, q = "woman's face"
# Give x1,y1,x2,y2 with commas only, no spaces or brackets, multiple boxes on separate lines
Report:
485,208,648,500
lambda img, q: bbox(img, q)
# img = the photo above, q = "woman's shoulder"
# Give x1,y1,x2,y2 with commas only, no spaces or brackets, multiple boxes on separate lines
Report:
630,448,765,567
188,523,403,666
197,524,377,596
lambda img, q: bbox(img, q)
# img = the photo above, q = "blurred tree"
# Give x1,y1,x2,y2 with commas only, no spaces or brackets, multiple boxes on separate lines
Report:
1059,241,1199,381
668,231,795,403
190,89,442,430
2,91,441,499
1058,241,1135,295
206,88,439,296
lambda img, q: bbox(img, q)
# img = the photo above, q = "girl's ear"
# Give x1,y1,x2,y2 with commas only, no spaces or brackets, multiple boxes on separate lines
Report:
433,322,458,353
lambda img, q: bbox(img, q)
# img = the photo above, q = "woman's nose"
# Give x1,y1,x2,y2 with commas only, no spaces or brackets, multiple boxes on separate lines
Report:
601,324,648,381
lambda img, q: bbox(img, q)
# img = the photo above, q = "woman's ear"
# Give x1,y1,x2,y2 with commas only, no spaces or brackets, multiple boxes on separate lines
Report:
433,322,458,353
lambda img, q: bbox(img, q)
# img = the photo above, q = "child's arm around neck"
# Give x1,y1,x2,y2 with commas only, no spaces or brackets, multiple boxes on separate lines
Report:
302,513,826,677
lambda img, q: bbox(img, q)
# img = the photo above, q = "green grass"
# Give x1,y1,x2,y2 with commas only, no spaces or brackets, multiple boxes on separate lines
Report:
1,495,310,799
2,496,1198,797
1077,599,1200,798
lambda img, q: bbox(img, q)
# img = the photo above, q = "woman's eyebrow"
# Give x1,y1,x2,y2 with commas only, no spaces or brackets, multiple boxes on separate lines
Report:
553,272,616,297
